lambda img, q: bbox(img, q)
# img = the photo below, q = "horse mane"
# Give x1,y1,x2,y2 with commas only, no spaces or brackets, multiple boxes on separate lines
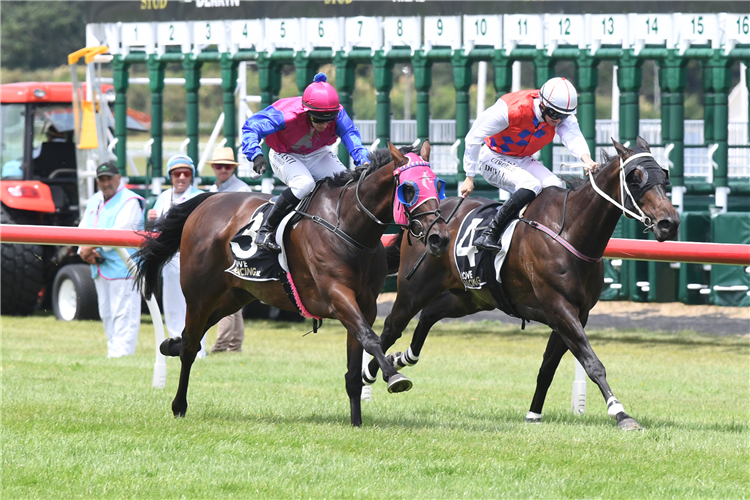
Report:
328,144,419,187
561,148,617,191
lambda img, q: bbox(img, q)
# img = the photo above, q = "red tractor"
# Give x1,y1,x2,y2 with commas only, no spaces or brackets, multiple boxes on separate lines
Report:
0,81,145,318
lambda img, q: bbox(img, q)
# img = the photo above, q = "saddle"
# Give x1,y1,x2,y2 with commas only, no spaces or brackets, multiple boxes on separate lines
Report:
453,202,526,323
225,181,327,321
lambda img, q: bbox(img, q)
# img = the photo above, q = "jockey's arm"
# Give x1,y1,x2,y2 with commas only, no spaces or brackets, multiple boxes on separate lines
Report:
557,116,599,171
240,106,286,161
463,99,510,179
334,108,370,166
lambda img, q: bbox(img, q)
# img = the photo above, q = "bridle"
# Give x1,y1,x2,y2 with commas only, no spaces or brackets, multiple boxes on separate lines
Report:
586,152,667,232
354,156,447,244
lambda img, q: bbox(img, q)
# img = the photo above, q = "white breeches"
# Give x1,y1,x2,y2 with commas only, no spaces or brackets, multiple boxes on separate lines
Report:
477,145,565,195
269,148,347,199
94,277,141,358
162,254,206,356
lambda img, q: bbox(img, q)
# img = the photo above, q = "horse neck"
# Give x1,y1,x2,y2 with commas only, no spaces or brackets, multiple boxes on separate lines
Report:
340,164,395,246
564,159,625,258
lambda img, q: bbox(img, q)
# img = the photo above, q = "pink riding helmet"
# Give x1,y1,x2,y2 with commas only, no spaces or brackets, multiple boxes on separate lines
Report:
302,73,341,121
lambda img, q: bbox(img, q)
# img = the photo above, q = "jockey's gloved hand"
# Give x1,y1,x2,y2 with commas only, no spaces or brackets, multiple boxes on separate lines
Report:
253,155,268,175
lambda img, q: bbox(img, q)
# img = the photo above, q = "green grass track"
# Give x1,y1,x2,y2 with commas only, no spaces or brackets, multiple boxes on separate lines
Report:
2,315,748,499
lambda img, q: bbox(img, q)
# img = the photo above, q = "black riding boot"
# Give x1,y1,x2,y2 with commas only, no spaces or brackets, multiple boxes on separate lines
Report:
474,188,537,253
255,188,300,252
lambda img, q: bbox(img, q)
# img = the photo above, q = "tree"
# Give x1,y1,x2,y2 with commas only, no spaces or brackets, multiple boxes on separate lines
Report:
1,2,87,70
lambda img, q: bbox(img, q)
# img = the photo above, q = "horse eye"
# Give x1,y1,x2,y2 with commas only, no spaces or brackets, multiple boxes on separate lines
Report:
403,184,416,203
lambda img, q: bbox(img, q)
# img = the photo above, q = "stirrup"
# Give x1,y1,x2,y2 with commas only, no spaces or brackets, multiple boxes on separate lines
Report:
256,230,280,252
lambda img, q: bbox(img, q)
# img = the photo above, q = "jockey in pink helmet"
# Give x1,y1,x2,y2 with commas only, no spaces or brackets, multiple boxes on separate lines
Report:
241,73,369,252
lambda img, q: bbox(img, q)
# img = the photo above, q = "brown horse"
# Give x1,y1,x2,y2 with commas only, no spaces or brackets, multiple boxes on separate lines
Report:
366,137,680,430
133,141,451,426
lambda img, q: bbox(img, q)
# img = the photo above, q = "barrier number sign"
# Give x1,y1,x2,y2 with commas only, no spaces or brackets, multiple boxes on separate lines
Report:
590,14,629,46
157,22,188,46
635,14,673,44
463,15,502,49
265,18,301,50
503,14,543,48
193,21,225,46
383,17,421,49
724,13,750,43
304,18,341,49
678,13,717,44
122,23,154,48
545,14,584,46
230,20,263,49
345,17,381,49
424,16,461,49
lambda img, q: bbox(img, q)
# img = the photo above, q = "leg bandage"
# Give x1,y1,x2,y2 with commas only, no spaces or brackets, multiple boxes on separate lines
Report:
606,396,625,418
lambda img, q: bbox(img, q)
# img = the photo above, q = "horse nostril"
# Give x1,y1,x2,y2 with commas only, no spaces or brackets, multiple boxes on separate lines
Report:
428,234,442,248
657,218,677,236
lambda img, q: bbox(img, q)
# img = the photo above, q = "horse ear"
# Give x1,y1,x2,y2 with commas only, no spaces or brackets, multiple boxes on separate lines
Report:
420,139,431,162
389,140,408,167
611,138,631,159
635,135,651,152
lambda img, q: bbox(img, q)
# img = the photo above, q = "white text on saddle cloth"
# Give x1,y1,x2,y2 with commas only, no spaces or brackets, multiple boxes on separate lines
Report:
393,153,446,226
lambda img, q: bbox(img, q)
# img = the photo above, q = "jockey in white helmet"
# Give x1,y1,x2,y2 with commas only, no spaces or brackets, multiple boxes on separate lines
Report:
460,77,599,253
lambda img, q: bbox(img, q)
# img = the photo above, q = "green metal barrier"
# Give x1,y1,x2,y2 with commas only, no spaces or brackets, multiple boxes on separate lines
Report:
710,212,750,307
678,212,712,305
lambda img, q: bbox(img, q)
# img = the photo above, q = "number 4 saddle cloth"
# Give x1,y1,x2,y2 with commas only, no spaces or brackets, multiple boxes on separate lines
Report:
453,201,524,320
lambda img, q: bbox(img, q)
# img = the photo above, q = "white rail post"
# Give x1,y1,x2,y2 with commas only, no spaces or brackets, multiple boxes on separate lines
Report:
115,247,167,389
571,359,587,414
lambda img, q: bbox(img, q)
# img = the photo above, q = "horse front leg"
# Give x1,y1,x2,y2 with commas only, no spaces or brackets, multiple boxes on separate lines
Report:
526,331,568,423
547,302,642,431
345,332,364,427
330,286,412,400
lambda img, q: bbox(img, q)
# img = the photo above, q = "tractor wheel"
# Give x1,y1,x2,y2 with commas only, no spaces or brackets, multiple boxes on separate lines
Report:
52,264,99,321
0,206,45,315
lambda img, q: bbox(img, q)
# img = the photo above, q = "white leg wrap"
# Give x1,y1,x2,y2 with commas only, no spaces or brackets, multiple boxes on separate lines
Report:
606,396,625,418
401,347,419,366
362,364,376,385
525,411,542,422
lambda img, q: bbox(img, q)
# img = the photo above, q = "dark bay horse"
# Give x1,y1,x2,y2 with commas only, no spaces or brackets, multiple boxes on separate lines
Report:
366,137,680,430
133,141,451,426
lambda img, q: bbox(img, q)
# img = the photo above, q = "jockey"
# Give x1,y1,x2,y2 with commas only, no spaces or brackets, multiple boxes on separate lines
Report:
460,77,599,252
241,72,370,252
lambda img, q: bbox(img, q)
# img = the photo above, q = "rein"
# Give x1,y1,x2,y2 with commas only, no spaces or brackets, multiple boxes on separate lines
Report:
404,196,465,280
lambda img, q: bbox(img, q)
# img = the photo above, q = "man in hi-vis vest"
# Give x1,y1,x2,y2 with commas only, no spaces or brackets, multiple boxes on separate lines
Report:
460,77,599,253
79,162,145,357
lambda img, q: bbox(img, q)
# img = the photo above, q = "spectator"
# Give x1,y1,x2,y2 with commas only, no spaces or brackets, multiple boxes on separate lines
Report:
78,162,145,358
208,147,251,353
148,154,206,358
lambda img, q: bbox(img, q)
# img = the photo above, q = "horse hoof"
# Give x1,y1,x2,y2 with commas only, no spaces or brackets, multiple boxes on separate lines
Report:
386,373,412,394
160,337,182,357
617,418,642,431
173,411,186,418
525,416,542,424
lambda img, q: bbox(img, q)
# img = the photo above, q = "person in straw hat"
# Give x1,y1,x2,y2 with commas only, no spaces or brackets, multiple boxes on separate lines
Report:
241,72,370,253
208,147,251,353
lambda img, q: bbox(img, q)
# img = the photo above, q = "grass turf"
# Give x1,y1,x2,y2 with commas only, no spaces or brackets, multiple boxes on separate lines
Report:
2,314,748,499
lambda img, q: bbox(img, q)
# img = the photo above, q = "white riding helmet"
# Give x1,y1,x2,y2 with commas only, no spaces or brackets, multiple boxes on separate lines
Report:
539,77,578,115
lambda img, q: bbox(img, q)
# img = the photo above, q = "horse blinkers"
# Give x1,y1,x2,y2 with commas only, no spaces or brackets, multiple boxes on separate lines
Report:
622,158,670,218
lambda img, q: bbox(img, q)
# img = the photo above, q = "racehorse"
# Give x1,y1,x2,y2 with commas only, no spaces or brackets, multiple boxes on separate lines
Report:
133,141,451,426
365,137,680,430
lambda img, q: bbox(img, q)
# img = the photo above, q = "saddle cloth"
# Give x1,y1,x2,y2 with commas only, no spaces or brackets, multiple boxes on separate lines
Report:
226,202,289,281
453,202,522,319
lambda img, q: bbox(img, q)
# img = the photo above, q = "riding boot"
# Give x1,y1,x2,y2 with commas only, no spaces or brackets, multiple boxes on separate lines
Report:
474,188,537,253
255,188,300,252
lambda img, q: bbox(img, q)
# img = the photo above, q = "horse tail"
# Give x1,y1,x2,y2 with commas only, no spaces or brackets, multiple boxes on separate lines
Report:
382,231,404,276
133,192,217,299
